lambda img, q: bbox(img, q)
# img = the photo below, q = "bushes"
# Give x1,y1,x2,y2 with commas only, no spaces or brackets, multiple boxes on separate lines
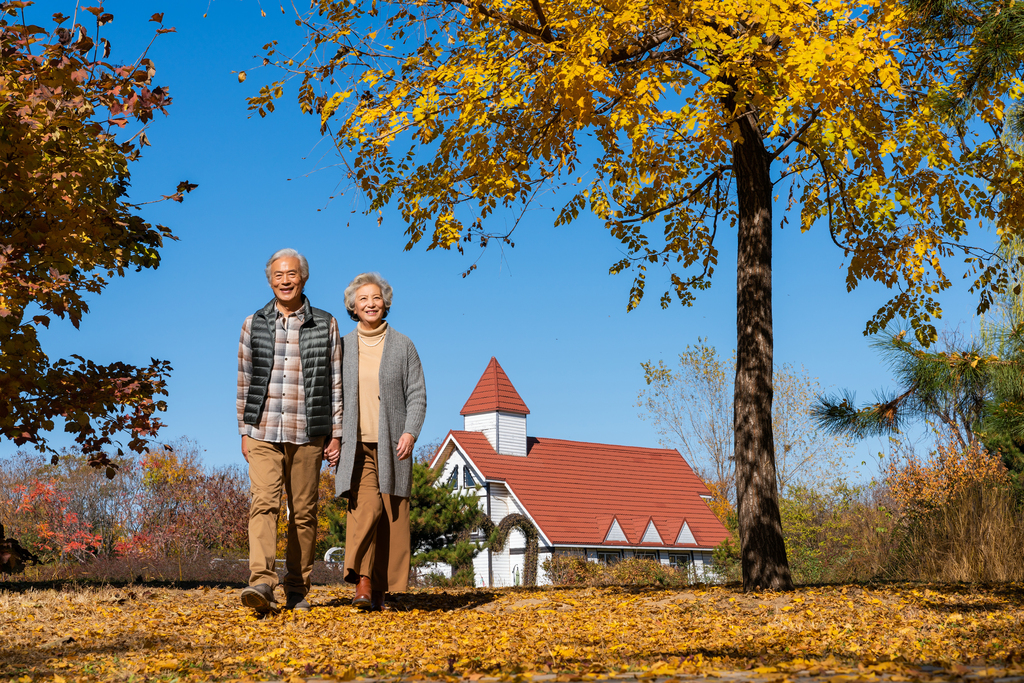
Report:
609,557,688,586
883,439,1009,520
778,481,892,584
740,436,1024,584
7,478,102,564
0,440,251,565
134,442,249,560
417,566,477,587
875,437,1024,582
541,555,699,588
543,555,604,586
700,434,1024,586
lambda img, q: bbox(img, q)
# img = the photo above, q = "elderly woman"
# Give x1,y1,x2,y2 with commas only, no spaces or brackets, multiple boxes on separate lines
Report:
336,272,426,611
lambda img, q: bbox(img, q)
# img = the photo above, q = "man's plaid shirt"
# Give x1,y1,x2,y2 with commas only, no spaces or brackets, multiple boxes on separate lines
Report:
237,306,343,444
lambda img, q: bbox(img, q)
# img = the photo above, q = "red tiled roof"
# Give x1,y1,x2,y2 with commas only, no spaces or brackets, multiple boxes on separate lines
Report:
460,357,530,416
441,430,729,549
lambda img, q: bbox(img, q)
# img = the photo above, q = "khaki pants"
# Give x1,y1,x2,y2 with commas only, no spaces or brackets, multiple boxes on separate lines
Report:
344,442,410,592
247,436,324,596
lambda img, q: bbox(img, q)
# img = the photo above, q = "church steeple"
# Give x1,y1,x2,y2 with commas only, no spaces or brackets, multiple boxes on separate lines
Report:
461,357,529,455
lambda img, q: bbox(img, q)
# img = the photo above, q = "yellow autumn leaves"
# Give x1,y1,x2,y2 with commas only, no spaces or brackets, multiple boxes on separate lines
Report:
250,0,1024,341
3,583,1024,682
297,0,917,253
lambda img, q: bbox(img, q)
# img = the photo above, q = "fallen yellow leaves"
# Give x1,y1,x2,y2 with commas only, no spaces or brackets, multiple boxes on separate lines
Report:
0,583,1023,682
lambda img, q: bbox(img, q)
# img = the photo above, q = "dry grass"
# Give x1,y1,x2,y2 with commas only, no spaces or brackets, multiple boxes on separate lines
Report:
886,484,1024,582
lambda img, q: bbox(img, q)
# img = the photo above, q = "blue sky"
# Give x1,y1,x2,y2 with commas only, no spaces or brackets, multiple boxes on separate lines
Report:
20,1,992,479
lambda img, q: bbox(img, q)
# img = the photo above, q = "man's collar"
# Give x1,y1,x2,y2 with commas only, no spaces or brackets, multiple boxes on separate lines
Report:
267,295,311,321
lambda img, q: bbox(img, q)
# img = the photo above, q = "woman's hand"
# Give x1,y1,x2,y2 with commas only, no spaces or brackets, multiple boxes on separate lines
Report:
396,433,415,460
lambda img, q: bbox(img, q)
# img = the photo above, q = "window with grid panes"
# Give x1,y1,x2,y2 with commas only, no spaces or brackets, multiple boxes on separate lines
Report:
668,552,692,568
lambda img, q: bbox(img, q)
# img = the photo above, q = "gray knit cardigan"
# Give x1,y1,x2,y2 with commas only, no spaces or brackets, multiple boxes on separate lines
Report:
334,326,426,499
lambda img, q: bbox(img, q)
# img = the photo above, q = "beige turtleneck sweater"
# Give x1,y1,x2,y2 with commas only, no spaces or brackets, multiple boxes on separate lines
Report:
356,322,387,442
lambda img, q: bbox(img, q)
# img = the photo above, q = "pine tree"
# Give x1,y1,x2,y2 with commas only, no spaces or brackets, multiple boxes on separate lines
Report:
813,239,1024,503
907,0,1024,141
409,463,487,585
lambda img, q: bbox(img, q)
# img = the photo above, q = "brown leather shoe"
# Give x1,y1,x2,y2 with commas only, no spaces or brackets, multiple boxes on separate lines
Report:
352,575,372,610
371,590,385,612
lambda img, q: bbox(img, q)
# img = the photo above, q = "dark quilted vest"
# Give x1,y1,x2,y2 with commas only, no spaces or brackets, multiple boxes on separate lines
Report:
242,298,333,438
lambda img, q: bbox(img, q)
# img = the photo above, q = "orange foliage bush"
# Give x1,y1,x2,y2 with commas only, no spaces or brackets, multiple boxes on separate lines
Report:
883,438,1009,519
875,436,1024,582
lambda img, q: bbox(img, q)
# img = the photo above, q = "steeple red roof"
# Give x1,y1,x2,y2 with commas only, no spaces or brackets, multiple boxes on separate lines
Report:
460,357,530,416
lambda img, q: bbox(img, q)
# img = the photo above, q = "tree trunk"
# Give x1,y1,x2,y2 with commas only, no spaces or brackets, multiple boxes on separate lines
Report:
732,109,793,592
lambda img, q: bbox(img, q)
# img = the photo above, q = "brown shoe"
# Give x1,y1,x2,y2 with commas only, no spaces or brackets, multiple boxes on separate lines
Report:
240,583,278,614
371,590,385,612
352,575,372,610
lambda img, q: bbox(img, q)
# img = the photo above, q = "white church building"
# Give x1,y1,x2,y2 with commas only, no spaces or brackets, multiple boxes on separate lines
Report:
428,357,729,587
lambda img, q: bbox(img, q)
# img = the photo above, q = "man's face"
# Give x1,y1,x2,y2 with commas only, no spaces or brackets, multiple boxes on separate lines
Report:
269,257,305,308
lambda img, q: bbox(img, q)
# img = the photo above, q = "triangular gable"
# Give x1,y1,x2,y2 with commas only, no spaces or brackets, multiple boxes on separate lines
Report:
675,521,696,545
604,517,628,543
461,357,530,416
430,432,488,484
428,432,458,470
640,519,663,544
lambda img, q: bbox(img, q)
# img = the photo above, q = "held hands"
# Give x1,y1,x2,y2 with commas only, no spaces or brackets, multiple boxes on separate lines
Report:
396,433,415,460
324,437,341,467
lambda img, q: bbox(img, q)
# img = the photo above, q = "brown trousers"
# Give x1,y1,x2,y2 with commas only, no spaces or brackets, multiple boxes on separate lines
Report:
344,442,410,592
247,436,324,596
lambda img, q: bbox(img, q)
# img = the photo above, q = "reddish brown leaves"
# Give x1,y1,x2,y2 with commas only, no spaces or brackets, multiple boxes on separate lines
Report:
0,5,189,460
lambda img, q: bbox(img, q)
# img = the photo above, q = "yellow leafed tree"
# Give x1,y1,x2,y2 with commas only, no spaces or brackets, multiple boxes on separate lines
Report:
248,0,1024,590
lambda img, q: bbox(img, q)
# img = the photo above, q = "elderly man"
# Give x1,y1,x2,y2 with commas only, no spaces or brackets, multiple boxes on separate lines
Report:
237,248,342,613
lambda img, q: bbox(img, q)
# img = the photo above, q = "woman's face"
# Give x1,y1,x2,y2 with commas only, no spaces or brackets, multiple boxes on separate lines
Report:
354,283,385,328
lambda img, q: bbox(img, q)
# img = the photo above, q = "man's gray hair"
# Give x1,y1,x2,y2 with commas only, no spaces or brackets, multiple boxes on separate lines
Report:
344,272,394,321
265,248,309,282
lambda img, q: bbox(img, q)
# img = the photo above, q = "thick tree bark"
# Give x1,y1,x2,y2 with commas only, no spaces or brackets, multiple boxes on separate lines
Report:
731,109,793,592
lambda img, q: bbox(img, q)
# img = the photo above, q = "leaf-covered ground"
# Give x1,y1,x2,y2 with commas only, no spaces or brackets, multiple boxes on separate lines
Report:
2,583,1023,682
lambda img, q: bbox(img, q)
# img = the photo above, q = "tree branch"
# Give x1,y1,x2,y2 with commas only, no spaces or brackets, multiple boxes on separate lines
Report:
447,0,551,42
603,26,683,65
620,165,731,225
528,0,553,43
768,109,819,162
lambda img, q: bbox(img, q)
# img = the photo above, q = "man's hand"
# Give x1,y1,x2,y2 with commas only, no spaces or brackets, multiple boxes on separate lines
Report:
324,437,341,467
396,433,415,460
241,435,250,463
